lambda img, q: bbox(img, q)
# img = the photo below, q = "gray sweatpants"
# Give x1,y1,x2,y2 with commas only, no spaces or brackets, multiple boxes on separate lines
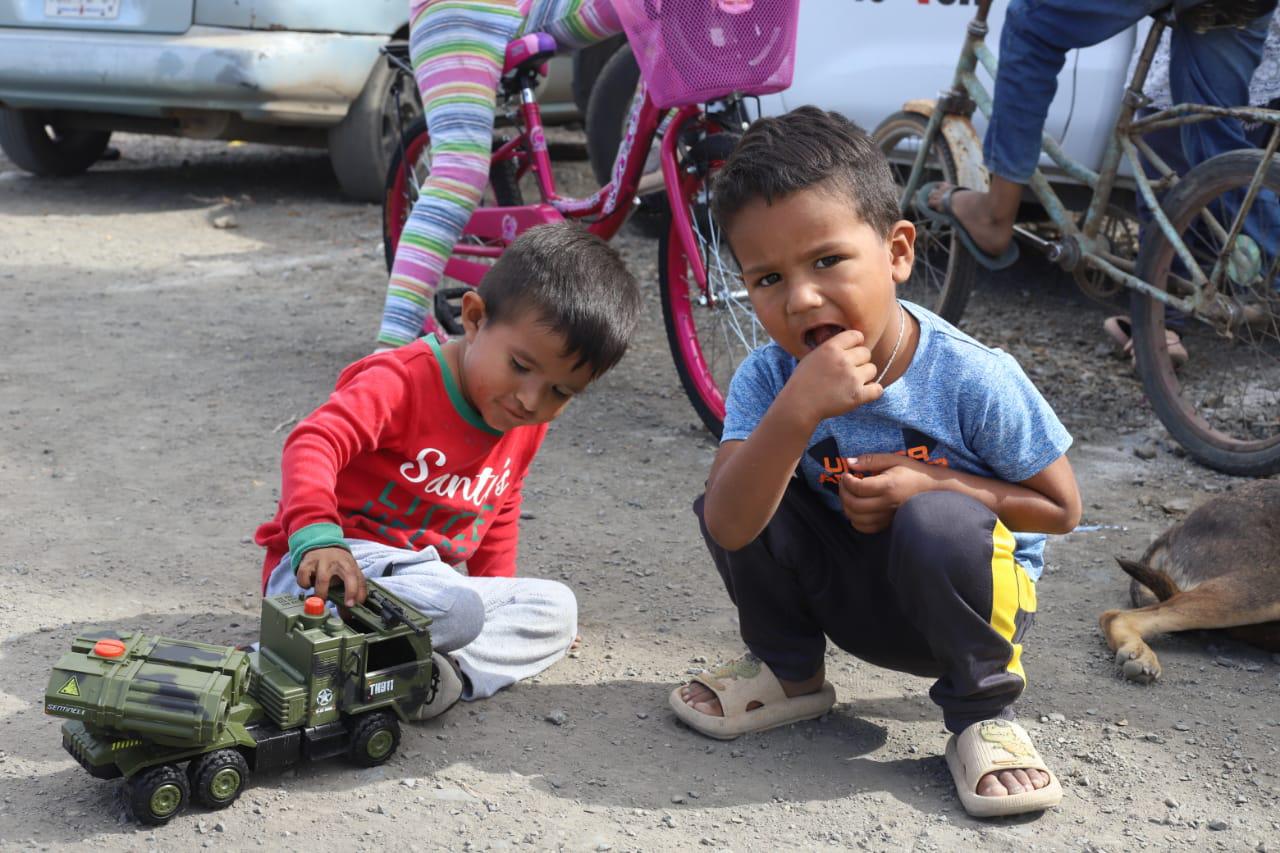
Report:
264,539,576,700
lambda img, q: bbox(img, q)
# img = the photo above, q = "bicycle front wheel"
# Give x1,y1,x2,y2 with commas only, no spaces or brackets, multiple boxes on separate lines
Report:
659,123,763,437
1131,148,1280,476
872,111,977,323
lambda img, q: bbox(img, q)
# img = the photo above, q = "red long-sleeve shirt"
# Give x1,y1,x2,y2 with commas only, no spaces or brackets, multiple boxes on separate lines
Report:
255,337,546,588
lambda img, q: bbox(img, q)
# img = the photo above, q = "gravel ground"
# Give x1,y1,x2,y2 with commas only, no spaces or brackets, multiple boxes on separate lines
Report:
0,134,1277,852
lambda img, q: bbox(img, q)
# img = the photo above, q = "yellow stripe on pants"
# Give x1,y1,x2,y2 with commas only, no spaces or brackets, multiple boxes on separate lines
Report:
989,519,1036,683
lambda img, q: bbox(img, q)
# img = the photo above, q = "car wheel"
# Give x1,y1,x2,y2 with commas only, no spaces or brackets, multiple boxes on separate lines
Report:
329,54,423,203
0,109,111,177
572,35,626,116
584,44,667,239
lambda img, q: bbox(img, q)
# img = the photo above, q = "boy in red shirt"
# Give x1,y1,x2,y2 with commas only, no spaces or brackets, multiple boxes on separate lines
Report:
256,223,641,719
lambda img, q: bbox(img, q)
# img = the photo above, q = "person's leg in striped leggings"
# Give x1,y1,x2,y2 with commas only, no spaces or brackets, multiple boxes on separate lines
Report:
377,0,622,350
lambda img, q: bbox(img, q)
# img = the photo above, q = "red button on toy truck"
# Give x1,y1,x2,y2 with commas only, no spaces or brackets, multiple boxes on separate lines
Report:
92,639,126,658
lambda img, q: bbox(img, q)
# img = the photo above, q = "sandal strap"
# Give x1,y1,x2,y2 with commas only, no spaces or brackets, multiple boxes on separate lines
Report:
690,653,788,717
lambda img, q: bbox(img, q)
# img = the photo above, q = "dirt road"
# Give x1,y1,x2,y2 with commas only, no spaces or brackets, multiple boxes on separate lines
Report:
1,136,1276,852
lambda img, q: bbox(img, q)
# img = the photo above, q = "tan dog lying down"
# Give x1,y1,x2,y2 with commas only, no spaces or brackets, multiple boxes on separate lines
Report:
1100,479,1280,683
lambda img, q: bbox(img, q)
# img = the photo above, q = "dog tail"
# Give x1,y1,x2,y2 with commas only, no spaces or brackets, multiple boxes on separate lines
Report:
1115,557,1181,601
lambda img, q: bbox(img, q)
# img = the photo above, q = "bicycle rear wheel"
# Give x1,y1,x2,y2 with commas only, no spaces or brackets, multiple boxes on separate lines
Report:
659,119,760,437
381,118,523,335
871,111,976,323
1130,149,1280,476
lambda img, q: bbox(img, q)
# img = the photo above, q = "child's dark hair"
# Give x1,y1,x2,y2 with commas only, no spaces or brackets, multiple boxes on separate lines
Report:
711,106,900,237
478,223,641,377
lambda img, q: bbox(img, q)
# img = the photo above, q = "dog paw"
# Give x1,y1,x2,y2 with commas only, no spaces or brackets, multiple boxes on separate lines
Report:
1114,644,1161,684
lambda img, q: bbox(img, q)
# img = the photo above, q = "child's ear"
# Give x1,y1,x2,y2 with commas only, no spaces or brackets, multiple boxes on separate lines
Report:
888,219,916,284
459,290,487,341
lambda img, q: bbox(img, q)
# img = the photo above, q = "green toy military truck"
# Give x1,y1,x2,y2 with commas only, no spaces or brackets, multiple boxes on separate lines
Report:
44,581,437,825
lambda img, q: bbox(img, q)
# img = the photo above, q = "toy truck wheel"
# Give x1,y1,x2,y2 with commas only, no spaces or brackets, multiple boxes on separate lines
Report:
127,764,190,825
188,749,250,810
347,711,401,767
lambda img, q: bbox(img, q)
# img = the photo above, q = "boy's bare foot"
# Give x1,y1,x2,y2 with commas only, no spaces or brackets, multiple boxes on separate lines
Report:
677,668,1049,798
926,181,1020,258
975,764,1051,796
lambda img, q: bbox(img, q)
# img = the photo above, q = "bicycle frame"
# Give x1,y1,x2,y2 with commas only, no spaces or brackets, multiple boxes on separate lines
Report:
899,0,1280,318
440,76,711,293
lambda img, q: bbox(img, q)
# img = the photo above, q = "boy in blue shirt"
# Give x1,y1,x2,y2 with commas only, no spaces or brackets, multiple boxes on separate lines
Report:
669,107,1082,818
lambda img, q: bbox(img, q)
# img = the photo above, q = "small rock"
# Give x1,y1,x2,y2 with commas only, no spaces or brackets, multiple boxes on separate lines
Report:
1161,497,1191,515
1164,797,1179,809
1208,820,1229,831
214,823,226,833
545,709,568,726
661,815,676,828
636,712,649,720
212,214,238,229
1173,722,1190,731
1116,719,1129,727
671,794,686,804
1134,442,1159,460
1048,712,1067,723
401,778,417,788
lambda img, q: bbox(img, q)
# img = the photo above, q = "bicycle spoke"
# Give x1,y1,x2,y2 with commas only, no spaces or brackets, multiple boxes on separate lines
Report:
1139,152,1280,462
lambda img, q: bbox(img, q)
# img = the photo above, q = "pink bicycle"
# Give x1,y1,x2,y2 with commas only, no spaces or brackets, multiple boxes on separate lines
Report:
381,0,799,436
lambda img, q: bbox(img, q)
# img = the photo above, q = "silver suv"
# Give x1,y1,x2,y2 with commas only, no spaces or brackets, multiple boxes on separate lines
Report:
0,1,601,200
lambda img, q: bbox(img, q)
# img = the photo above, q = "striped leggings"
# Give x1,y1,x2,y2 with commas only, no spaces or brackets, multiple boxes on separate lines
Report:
377,0,623,348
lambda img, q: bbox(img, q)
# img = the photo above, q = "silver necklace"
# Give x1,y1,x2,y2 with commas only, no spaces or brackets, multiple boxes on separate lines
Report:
875,303,907,386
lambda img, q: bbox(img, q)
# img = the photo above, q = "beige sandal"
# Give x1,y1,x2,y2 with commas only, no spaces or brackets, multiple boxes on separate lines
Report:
668,653,836,741
408,652,464,721
945,719,1063,817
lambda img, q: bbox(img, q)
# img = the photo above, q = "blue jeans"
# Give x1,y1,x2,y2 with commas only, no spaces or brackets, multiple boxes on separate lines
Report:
989,0,1271,183
989,0,1276,260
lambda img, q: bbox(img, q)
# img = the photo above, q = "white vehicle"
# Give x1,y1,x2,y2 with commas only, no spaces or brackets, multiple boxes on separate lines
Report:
0,1,613,201
586,0,1138,195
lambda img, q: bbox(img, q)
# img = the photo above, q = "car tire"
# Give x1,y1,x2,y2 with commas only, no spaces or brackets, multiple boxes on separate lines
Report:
584,44,667,239
572,35,626,116
0,109,111,177
329,54,422,203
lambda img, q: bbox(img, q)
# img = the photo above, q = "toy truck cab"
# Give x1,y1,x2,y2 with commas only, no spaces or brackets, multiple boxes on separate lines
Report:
44,581,437,825
251,584,437,730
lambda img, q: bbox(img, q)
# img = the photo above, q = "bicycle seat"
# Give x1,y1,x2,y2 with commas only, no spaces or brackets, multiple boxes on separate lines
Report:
504,32,557,77
1161,0,1276,31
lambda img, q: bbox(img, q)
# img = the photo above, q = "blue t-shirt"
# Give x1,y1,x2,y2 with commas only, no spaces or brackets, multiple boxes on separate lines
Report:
722,301,1072,580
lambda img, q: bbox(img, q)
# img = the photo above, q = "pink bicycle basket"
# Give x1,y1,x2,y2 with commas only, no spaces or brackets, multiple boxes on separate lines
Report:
614,0,800,109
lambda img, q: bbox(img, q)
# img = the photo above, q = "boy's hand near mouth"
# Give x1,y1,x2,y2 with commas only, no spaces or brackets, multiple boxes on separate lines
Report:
782,328,883,425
